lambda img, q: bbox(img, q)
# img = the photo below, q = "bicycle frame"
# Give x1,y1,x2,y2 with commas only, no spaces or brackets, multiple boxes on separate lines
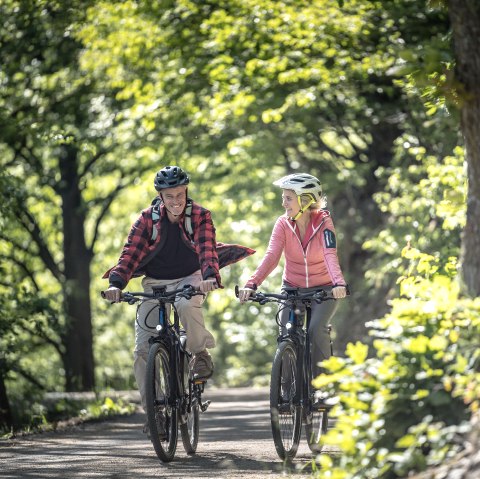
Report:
145,287,208,416
147,287,184,411
102,284,210,461
281,295,316,412
236,284,342,459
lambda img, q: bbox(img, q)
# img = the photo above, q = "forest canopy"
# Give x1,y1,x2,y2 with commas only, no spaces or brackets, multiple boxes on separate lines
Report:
1,2,479,476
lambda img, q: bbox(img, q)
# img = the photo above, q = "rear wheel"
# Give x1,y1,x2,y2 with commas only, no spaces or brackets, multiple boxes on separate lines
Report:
146,342,178,462
180,353,199,454
305,405,328,453
270,341,302,460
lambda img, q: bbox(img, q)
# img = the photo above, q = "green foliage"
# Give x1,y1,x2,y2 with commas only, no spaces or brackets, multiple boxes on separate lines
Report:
0,0,470,426
0,0,163,393
313,251,479,478
80,396,136,419
364,144,465,296
2,395,135,437
75,0,411,191
0,287,63,385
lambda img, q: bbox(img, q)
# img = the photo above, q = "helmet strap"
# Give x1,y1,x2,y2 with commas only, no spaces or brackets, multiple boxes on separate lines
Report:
289,195,315,221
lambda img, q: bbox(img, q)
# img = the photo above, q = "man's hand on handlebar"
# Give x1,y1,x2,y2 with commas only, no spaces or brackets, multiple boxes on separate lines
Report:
198,278,218,293
103,286,122,303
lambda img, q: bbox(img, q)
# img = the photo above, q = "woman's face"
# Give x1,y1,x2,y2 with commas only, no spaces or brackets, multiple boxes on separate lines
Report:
281,189,300,218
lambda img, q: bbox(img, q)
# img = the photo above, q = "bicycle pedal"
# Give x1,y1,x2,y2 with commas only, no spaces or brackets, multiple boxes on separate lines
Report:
200,400,211,412
313,401,334,411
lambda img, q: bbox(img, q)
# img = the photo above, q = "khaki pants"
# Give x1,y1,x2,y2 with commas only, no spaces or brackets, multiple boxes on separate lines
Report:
133,272,216,411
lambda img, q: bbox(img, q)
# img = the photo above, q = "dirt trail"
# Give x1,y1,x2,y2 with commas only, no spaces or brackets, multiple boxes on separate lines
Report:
0,387,334,479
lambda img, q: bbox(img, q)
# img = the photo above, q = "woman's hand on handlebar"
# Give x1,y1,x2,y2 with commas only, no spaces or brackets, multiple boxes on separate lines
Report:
238,287,255,303
332,285,347,299
103,286,122,303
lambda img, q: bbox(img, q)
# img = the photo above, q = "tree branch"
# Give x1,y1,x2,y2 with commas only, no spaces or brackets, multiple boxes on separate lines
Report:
80,146,111,178
16,321,64,357
17,210,63,281
89,183,127,253
10,364,46,391
0,253,40,291
88,164,154,252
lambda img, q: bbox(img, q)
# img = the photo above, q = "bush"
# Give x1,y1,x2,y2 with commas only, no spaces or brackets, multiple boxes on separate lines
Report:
2,395,136,437
313,250,480,478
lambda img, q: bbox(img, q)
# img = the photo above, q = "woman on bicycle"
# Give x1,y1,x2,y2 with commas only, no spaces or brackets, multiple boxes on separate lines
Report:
238,173,347,378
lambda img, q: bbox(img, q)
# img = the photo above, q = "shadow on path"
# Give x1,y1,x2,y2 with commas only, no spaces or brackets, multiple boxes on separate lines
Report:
0,387,318,479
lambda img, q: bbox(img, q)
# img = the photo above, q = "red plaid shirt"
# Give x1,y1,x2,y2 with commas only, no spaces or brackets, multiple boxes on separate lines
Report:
103,200,254,289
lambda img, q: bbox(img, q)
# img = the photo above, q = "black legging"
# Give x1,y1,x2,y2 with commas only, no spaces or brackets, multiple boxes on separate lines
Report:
278,284,338,380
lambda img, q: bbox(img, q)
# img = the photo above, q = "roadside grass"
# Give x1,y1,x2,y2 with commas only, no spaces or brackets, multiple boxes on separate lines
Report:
1,395,137,439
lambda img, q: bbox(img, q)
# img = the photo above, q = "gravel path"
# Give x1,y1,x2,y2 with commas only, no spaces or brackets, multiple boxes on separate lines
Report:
0,387,334,479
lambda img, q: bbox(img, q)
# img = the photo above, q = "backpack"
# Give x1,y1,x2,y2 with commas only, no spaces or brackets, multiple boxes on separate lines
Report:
151,198,194,242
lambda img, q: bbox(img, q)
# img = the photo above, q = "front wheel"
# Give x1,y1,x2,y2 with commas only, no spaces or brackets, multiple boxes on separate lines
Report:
145,342,178,462
180,352,199,454
270,341,302,460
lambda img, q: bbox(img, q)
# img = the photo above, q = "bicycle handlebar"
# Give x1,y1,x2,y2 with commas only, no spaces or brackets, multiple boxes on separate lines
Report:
234,284,350,305
101,285,202,304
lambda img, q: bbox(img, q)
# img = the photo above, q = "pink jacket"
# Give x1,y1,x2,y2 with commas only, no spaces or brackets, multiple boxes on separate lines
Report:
245,210,346,289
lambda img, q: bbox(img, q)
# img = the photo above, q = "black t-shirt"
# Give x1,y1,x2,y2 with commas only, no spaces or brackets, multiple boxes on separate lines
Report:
144,218,200,280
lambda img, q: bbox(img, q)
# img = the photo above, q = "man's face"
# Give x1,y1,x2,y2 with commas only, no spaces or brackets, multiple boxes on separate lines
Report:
160,185,187,216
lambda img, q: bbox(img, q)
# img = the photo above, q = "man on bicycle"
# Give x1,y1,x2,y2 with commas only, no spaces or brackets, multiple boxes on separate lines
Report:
103,165,253,435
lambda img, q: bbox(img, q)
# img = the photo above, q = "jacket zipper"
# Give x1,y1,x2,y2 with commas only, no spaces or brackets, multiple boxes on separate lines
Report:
287,218,327,288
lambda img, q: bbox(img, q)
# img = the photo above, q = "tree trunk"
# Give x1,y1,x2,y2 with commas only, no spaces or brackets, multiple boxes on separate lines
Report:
58,145,95,391
448,0,480,297
0,371,13,431
335,119,400,353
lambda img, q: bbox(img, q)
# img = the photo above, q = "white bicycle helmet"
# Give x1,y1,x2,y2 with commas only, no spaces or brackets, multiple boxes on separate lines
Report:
273,173,323,202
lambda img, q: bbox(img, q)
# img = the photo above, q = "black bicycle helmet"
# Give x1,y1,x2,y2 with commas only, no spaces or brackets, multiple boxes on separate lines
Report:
154,166,190,191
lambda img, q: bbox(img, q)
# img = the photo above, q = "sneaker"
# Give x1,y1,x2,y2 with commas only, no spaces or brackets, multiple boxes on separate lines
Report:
143,411,167,440
190,350,214,379
313,390,338,409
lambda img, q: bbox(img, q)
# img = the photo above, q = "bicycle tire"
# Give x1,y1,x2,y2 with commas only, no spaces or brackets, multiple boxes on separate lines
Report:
146,342,178,462
270,341,302,460
179,353,199,454
305,405,328,453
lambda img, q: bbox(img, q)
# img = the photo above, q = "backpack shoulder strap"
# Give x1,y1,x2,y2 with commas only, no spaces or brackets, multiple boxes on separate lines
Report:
150,199,194,243
151,199,161,242
184,200,194,240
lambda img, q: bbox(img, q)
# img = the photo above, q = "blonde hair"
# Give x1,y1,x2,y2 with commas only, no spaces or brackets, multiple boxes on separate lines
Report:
300,193,327,210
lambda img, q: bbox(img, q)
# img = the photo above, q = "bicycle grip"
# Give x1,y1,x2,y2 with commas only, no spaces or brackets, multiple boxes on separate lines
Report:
234,285,240,298
100,290,121,304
